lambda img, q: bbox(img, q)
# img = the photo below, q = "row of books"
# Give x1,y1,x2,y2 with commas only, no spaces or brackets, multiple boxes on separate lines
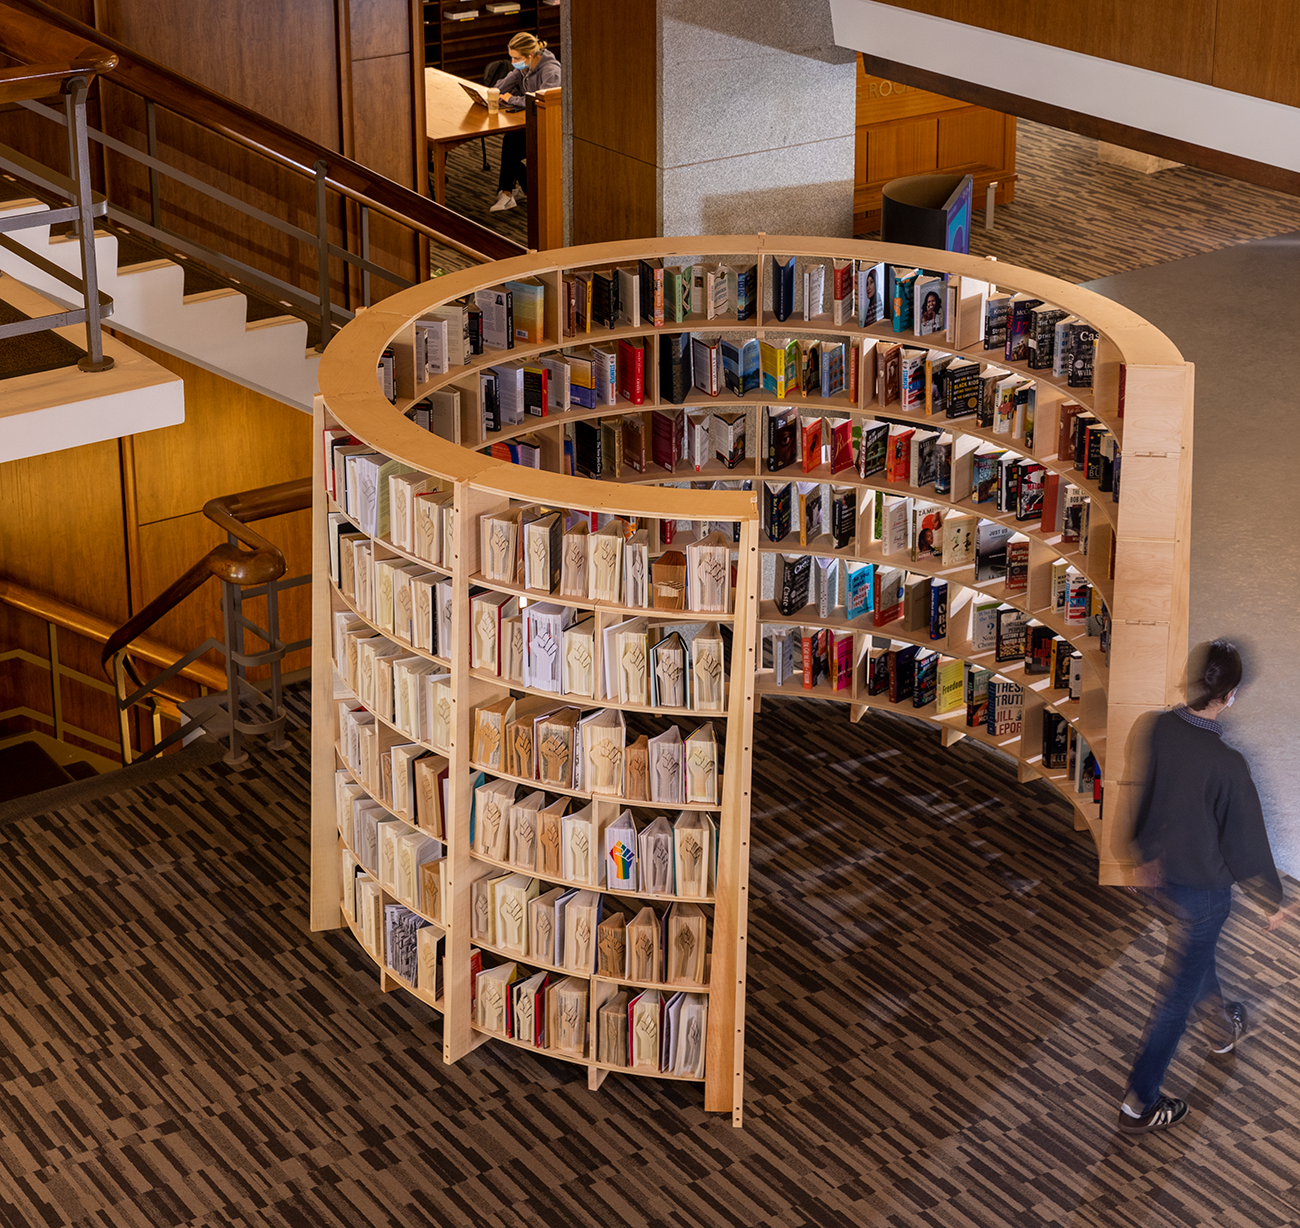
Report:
764,604,1089,697
337,771,444,918
472,787,716,899
480,507,735,614
469,869,709,984
475,959,709,1078
479,602,728,714
347,880,443,996
659,332,859,402
472,697,720,806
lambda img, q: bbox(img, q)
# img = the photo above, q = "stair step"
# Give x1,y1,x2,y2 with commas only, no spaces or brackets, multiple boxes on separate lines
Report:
0,740,74,803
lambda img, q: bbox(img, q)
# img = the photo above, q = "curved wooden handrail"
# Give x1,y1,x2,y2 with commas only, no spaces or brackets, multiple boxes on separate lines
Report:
100,476,312,674
0,50,116,104
0,575,226,691
0,0,525,264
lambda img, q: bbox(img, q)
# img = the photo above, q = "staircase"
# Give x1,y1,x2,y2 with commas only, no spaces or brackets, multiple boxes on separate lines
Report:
0,197,321,412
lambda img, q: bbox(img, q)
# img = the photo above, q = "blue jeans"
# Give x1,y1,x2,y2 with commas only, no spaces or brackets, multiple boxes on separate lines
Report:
1128,883,1233,1110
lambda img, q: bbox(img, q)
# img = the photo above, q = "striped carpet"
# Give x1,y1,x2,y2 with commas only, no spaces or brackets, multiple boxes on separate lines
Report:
3,691,1299,1226
876,120,1300,283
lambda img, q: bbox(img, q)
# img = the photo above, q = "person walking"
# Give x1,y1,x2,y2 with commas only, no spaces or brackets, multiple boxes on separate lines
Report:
1118,640,1284,1135
490,33,561,213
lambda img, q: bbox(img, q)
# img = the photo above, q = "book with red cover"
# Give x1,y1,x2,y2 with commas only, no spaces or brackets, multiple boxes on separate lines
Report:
831,631,854,691
651,408,683,472
872,566,904,627
617,337,646,405
885,426,914,484
1058,401,1083,463
878,343,902,406
800,416,822,473
830,418,854,475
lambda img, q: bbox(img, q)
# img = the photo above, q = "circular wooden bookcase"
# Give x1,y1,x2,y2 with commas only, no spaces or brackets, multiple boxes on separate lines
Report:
310,236,1191,1125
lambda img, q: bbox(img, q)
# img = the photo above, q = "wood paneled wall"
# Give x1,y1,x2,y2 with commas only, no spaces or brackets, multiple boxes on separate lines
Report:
569,0,658,245
0,0,425,311
869,0,1300,109
854,66,1016,232
0,348,313,762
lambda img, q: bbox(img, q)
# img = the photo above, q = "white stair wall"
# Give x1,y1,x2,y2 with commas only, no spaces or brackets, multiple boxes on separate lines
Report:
0,200,321,412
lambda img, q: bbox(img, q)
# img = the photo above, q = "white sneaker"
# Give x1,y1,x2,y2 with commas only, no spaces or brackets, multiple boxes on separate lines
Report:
490,191,516,213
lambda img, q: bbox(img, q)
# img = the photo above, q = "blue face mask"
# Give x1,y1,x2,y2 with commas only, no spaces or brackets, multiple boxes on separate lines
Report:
511,58,527,71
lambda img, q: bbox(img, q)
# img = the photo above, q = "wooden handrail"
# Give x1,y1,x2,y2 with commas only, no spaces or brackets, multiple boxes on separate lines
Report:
0,576,227,691
0,51,115,104
0,0,526,263
100,476,311,672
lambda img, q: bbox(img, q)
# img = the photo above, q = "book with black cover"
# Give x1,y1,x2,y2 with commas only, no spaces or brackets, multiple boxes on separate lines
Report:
659,332,692,405
995,605,1027,663
574,420,603,479
764,482,792,542
1042,711,1069,768
941,360,982,420
766,407,798,472
912,650,938,707
734,263,758,321
856,420,889,479
774,553,812,615
974,520,1012,581
1025,625,1055,675
886,645,919,703
771,256,795,321
830,486,856,549
591,269,619,328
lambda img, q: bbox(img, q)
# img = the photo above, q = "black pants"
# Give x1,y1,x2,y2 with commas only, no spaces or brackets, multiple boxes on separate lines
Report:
497,130,526,194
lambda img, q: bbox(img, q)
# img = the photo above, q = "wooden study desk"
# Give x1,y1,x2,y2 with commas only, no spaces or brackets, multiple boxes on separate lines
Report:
424,66,525,205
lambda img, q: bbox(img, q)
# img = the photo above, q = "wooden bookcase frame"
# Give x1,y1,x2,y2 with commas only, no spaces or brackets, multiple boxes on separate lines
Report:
312,235,1192,1127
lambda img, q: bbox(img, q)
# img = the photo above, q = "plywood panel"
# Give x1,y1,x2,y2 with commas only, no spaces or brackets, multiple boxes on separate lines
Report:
868,0,1215,82
569,0,656,164
936,108,1006,170
571,138,657,245
858,73,964,125
349,0,412,61
865,118,937,184
0,438,128,624
100,0,341,147
1211,0,1300,107
124,340,313,527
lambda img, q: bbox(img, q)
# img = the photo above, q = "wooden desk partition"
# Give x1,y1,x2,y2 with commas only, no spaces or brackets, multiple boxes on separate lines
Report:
856,63,1017,233
312,236,1192,1128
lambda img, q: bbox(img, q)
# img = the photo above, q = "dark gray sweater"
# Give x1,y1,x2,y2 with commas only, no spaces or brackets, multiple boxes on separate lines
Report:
496,50,561,111
1134,707,1281,905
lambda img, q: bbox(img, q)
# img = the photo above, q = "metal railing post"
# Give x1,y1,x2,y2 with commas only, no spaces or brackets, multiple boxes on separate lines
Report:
266,579,288,750
314,158,332,352
220,578,247,765
146,99,161,230
360,203,371,309
47,622,64,743
112,652,134,766
65,74,114,373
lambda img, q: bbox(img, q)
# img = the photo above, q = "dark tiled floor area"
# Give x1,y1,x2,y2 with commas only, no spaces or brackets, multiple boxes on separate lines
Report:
2,695,1298,1226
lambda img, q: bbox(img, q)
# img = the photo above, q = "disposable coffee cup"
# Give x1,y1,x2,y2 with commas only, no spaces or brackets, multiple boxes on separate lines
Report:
487,88,499,113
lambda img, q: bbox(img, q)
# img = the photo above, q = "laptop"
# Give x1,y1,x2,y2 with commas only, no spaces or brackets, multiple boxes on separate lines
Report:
459,82,490,109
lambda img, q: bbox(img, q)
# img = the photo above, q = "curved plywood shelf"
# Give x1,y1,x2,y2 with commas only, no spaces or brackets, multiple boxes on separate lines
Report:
311,236,1192,1127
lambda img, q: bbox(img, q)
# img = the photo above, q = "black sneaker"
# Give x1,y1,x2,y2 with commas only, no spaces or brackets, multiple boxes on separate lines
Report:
1117,1095,1189,1135
1209,1001,1248,1055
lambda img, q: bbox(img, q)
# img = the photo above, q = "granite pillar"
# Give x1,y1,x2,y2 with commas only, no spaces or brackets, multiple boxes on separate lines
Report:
567,0,858,244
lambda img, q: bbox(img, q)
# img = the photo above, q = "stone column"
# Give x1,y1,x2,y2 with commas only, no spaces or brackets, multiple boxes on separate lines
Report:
566,0,858,244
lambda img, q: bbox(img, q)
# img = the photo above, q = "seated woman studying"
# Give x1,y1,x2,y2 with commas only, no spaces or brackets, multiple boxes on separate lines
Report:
490,32,561,213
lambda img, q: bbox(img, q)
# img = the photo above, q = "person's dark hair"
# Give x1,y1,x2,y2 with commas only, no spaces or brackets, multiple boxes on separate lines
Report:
1187,639,1242,710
